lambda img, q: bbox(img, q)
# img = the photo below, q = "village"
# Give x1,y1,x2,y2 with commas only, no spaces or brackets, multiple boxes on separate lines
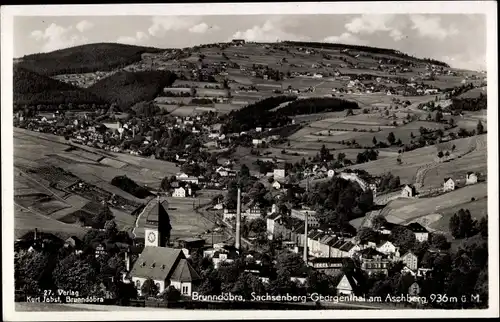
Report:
13,37,488,310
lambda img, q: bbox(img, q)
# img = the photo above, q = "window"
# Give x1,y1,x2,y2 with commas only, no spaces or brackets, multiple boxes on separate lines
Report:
156,283,161,292
182,285,189,295
135,280,141,288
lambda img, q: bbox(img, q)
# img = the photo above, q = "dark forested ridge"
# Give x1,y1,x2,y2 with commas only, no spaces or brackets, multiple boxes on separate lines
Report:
283,41,450,67
87,70,177,110
13,66,176,111
221,96,358,134
13,66,105,106
15,43,165,76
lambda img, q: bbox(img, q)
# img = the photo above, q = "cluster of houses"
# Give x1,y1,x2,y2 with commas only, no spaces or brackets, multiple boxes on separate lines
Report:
266,209,433,278
52,71,113,88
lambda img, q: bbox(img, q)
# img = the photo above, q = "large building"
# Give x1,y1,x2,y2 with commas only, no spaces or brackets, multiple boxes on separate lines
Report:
128,196,201,297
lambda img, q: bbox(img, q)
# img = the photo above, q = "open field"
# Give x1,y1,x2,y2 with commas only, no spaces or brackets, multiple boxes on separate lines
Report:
429,196,488,233
346,134,486,184
15,205,88,240
422,150,487,190
380,183,487,232
134,197,214,241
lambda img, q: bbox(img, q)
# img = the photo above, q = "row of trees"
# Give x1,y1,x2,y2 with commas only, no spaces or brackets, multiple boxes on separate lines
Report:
111,176,153,199
15,224,137,303
449,208,487,239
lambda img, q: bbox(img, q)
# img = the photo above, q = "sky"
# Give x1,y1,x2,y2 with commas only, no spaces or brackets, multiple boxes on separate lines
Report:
13,14,487,71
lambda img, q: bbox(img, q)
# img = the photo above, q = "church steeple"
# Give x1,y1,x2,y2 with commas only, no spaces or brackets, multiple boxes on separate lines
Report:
144,194,172,247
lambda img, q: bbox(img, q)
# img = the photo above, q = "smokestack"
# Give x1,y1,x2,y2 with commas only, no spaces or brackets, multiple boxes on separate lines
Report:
303,211,308,263
235,188,241,250
34,228,38,241
125,248,131,272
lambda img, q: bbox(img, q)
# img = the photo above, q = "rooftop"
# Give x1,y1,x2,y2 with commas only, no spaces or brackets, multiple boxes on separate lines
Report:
129,247,184,281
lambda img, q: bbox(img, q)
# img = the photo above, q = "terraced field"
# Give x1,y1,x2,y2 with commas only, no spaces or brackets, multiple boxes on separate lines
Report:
378,182,487,232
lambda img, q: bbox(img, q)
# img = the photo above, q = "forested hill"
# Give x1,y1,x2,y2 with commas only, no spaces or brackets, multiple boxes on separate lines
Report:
15,43,165,76
13,66,105,107
87,70,177,110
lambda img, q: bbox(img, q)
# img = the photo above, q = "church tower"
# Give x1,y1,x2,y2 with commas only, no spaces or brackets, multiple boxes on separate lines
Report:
144,195,172,247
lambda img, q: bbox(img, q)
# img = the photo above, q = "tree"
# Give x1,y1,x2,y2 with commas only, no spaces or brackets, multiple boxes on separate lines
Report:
372,215,387,230
477,217,488,238
435,110,443,122
372,136,378,145
387,132,396,145
160,176,172,191
449,209,476,239
163,285,181,302
451,144,456,152
240,164,250,178
430,233,450,250
357,227,378,244
346,108,354,116
52,254,99,297
390,226,416,254
275,251,306,277
15,250,55,293
476,120,484,134
104,219,118,238
141,278,159,298
437,151,444,158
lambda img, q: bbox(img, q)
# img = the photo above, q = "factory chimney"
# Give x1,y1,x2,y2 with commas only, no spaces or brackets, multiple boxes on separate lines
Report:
124,247,131,272
235,187,242,251
303,211,308,263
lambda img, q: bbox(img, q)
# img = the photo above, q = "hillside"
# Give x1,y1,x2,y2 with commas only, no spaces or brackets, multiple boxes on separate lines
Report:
87,70,177,110
283,41,450,67
15,43,165,76
13,66,104,107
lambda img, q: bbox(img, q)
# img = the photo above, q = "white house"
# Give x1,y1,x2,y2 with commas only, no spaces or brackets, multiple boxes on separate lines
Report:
327,169,335,178
401,184,417,198
336,274,358,296
465,172,478,185
376,241,398,256
273,169,286,180
172,187,186,198
252,139,263,147
406,223,429,242
400,251,418,271
129,247,201,297
443,177,455,192
272,181,283,190
266,213,282,239
172,186,192,198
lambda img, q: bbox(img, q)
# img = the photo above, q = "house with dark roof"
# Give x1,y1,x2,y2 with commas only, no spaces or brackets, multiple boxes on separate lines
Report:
401,184,417,198
64,236,83,254
129,247,201,297
465,172,478,185
406,222,429,242
443,177,455,192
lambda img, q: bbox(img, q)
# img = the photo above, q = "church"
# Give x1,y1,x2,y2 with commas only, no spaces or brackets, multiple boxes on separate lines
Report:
127,196,201,297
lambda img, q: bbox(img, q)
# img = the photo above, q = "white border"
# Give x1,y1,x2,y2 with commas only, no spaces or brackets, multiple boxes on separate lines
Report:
1,2,498,320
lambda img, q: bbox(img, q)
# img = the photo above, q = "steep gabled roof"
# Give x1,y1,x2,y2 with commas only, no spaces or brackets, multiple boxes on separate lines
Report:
339,241,357,252
406,222,428,233
129,247,184,281
169,258,201,282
